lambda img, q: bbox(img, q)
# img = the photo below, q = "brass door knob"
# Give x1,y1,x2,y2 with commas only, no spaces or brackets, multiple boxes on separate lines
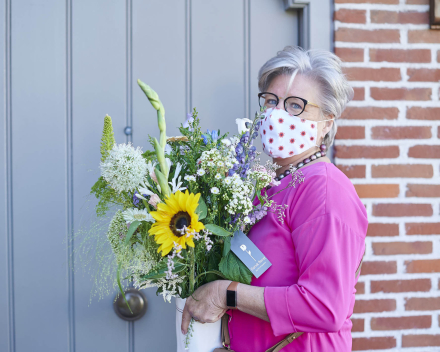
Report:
113,288,147,321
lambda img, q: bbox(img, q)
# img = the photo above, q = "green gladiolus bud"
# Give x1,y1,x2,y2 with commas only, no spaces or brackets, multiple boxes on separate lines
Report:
100,114,116,162
153,137,169,180
154,168,170,198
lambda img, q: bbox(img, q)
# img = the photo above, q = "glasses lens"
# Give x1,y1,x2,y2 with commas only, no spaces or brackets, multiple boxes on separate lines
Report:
259,93,278,110
285,97,305,115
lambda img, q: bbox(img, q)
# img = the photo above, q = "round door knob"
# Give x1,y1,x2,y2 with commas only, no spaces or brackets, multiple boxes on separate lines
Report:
124,126,132,135
113,288,147,321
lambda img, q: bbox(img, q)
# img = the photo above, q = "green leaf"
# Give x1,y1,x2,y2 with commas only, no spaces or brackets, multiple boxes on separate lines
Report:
219,251,253,285
196,197,207,220
222,236,231,257
125,221,141,246
116,262,133,314
205,224,231,237
140,259,186,281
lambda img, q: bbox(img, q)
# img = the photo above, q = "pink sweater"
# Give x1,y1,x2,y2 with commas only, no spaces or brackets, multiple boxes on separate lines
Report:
227,161,368,352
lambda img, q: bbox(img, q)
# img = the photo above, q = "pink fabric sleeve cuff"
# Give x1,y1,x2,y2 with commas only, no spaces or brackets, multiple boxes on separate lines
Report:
264,286,298,336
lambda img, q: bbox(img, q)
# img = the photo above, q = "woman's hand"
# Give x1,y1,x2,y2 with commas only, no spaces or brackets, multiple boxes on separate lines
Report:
181,280,230,335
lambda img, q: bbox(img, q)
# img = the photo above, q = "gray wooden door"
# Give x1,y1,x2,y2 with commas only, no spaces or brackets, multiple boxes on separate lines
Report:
0,1,329,351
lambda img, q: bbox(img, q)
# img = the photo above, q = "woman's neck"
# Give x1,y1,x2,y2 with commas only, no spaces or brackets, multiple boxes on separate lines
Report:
273,147,330,176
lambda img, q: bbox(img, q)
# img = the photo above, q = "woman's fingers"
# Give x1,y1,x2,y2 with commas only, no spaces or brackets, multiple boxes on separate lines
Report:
181,301,192,335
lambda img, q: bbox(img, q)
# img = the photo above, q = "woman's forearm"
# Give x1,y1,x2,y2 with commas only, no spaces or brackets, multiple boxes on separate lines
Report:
217,280,270,322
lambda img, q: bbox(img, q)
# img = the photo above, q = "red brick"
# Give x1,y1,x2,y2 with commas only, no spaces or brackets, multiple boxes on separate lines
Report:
361,261,397,275
352,337,396,351
408,69,440,82
341,106,398,120
405,297,440,311
370,49,431,63
407,0,429,3
354,299,396,314
372,164,433,178
371,10,429,24
335,146,399,159
335,28,400,43
334,9,366,23
396,200,433,214
335,126,365,139
354,184,399,198
353,87,365,100
406,184,440,197
373,241,432,255
356,281,365,294
407,107,440,120
336,164,366,178
371,87,431,101
403,334,440,348
408,145,440,158
367,223,399,237
373,203,433,217
343,67,401,81
406,222,440,235
334,47,364,62
371,279,431,293
409,30,440,43
371,126,431,139
371,316,431,330
438,50,440,63
406,259,440,273
351,318,364,332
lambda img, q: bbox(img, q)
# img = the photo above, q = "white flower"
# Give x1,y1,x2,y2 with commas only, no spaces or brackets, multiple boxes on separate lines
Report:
100,143,147,194
215,173,222,180
207,161,215,167
164,143,172,154
235,118,253,134
243,216,251,224
184,175,196,182
224,178,232,185
169,163,187,193
217,161,224,167
211,187,220,194
221,139,231,147
122,208,155,223
197,169,206,176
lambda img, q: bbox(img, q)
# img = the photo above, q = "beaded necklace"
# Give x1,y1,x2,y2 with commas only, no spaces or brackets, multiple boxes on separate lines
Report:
267,143,327,189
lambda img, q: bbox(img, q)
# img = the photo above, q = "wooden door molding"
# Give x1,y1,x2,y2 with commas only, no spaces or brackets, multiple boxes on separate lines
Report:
284,0,332,51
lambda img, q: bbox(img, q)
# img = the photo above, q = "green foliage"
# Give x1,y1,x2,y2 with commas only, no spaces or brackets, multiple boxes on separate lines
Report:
90,176,129,217
100,115,116,162
219,251,253,285
195,197,207,220
204,224,231,237
140,259,187,281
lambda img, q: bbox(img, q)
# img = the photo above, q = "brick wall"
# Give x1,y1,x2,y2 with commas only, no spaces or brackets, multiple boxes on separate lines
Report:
333,0,440,350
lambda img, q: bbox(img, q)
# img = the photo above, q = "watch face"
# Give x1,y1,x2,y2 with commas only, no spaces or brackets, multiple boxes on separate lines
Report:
226,290,237,308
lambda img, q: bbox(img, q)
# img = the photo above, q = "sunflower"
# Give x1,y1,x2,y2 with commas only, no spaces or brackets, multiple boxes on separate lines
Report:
148,190,205,256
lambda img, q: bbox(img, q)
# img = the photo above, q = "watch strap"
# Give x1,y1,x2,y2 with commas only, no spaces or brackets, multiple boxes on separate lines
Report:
226,281,239,309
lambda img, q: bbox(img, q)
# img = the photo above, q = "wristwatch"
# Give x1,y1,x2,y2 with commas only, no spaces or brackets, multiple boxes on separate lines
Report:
226,281,239,309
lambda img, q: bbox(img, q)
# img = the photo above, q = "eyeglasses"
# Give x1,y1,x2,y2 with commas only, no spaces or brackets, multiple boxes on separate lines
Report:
258,92,320,116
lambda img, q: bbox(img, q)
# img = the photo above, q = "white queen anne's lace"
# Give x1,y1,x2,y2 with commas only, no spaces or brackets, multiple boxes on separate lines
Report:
100,143,147,194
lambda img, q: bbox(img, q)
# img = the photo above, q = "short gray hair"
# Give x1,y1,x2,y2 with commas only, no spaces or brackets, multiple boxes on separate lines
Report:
258,46,353,148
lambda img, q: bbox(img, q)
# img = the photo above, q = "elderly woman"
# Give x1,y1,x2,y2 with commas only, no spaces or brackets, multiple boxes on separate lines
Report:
181,46,368,352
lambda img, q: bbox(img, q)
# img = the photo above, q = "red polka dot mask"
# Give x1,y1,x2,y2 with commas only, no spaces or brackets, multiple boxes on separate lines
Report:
259,107,331,159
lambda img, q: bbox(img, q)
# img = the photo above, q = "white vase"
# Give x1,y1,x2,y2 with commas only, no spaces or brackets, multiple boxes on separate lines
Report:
176,297,222,352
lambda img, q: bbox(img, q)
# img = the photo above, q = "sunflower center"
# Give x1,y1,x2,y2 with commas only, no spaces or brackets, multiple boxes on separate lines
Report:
170,211,191,237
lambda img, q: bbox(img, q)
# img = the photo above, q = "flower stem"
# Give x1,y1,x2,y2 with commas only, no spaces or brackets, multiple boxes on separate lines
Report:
189,246,195,293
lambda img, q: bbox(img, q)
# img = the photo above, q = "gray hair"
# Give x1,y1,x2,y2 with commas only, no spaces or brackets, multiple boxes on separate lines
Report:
258,46,353,148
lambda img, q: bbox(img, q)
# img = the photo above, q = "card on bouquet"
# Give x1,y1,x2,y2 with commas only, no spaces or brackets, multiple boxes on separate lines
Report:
230,230,272,278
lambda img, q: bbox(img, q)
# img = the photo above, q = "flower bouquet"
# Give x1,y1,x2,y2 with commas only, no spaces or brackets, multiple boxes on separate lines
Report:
90,79,297,350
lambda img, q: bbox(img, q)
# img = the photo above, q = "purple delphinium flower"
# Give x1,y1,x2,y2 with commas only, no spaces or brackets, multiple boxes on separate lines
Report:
183,112,194,131
132,191,140,206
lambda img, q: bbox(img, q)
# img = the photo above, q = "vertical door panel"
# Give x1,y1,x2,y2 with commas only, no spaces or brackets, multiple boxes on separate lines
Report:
131,1,186,350
72,1,128,351
250,0,299,163
0,0,9,350
191,0,246,137
132,0,186,152
11,0,68,350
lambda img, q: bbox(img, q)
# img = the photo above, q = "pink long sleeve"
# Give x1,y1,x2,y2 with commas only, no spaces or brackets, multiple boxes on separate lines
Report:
228,162,368,352
264,213,365,335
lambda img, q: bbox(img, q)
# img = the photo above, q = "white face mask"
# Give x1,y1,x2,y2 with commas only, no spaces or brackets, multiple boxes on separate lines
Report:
259,107,332,159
